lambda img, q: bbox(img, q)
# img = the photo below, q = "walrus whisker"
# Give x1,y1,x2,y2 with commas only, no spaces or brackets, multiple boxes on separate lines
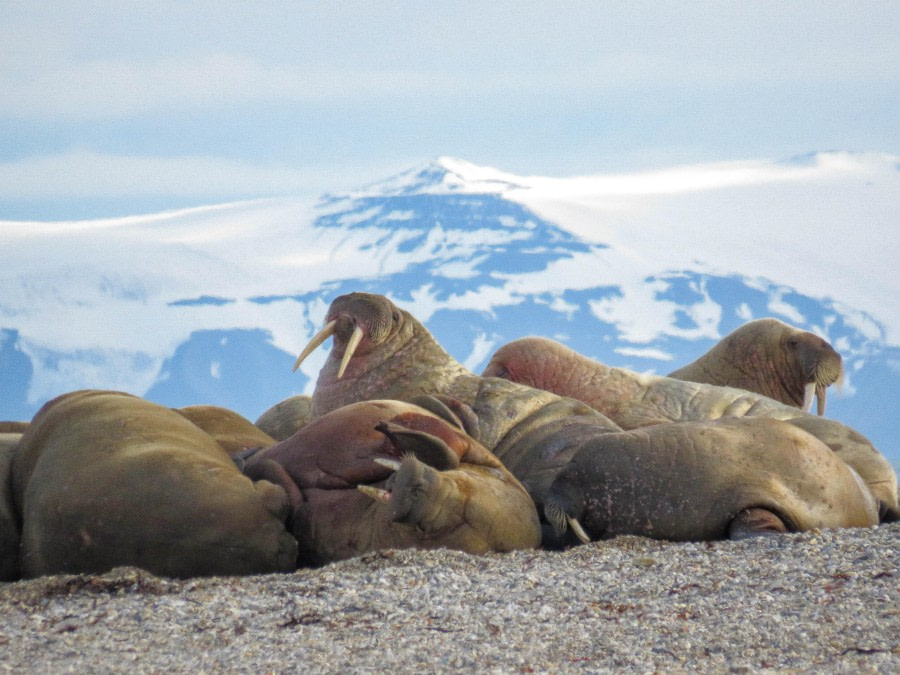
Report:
337,324,364,379
374,457,402,471
292,320,337,372
802,382,816,413
568,517,592,544
357,485,391,503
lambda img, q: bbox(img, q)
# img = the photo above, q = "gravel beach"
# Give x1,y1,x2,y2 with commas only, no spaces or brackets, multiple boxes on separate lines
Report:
1,523,897,673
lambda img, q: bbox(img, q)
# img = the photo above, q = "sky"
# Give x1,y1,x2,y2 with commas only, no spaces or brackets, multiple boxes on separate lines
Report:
2,1,899,220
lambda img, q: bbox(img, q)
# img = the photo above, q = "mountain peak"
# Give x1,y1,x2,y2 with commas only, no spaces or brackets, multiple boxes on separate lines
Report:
348,157,527,198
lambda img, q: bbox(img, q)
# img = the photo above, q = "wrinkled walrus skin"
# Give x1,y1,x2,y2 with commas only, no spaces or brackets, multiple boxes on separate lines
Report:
12,390,298,579
0,433,21,581
543,417,879,543
292,293,624,541
483,336,898,523
667,318,843,415
243,400,541,565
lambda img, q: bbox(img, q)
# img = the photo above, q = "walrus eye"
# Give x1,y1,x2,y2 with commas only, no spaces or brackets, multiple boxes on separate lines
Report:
391,310,401,323
786,338,799,349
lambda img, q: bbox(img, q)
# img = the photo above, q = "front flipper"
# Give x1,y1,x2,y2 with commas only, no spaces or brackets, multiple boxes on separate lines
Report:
375,421,460,471
728,507,788,540
405,394,481,440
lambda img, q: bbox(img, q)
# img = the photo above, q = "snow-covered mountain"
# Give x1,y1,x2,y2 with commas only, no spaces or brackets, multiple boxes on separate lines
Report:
1,152,898,470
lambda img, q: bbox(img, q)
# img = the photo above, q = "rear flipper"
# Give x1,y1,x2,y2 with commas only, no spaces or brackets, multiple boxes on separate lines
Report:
728,507,788,540
242,457,303,528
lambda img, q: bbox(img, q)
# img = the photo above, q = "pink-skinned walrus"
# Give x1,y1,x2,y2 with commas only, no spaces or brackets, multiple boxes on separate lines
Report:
242,399,541,565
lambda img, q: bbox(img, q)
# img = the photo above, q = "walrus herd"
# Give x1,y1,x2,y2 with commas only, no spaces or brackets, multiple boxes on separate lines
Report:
0,291,896,580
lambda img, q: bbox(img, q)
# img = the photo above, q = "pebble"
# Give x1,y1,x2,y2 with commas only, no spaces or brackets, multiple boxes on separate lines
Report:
0,524,897,673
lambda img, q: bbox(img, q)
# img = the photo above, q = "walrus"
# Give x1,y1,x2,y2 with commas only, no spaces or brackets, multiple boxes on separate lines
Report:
242,399,541,565
667,318,843,415
0,433,21,581
0,421,29,433
254,395,312,441
292,292,894,542
543,417,879,544
174,404,278,457
12,390,298,578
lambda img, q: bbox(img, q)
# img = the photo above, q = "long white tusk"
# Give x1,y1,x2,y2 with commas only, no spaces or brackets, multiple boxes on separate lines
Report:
337,324,364,379
292,320,337,372
568,516,592,544
802,382,816,413
816,383,827,416
357,485,391,503
374,457,402,471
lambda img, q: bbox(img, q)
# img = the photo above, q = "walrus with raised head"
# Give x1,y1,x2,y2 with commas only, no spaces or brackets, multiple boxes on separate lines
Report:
667,318,843,415
242,399,541,565
12,390,298,578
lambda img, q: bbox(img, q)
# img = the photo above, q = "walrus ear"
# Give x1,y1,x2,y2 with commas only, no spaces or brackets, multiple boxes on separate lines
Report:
405,395,481,441
375,421,460,471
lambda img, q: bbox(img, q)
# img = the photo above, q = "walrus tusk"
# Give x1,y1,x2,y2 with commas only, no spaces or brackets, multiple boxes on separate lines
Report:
568,516,592,544
374,457,402,471
816,383,827,416
802,382,816,413
357,485,391,503
337,324,364,379
292,320,337,372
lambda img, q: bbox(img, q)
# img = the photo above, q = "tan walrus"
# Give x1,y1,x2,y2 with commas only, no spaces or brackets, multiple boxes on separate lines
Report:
174,404,278,456
668,318,843,415
12,390,298,578
543,417,879,544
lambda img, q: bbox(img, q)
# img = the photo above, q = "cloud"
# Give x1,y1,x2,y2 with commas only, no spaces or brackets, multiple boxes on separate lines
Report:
0,150,409,201
0,53,467,120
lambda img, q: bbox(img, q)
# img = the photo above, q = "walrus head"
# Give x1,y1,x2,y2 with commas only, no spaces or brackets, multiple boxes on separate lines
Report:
786,330,843,416
293,292,412,379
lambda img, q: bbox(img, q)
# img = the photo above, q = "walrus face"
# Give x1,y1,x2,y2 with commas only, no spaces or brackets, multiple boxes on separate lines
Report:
785,331,843,415
293,292,410,378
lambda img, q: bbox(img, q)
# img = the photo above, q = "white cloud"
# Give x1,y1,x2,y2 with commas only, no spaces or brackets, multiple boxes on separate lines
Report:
0,151,410,201
614,346,674,361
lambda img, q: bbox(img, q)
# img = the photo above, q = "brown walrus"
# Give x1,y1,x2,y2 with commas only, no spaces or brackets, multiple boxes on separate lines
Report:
243,399,541,565
483,336,898,523
543,417,879,544
292,292,895,542
0,433,21,581
254,395,312,441
174,404,278,456
12,390,298,578
667,318,843,415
